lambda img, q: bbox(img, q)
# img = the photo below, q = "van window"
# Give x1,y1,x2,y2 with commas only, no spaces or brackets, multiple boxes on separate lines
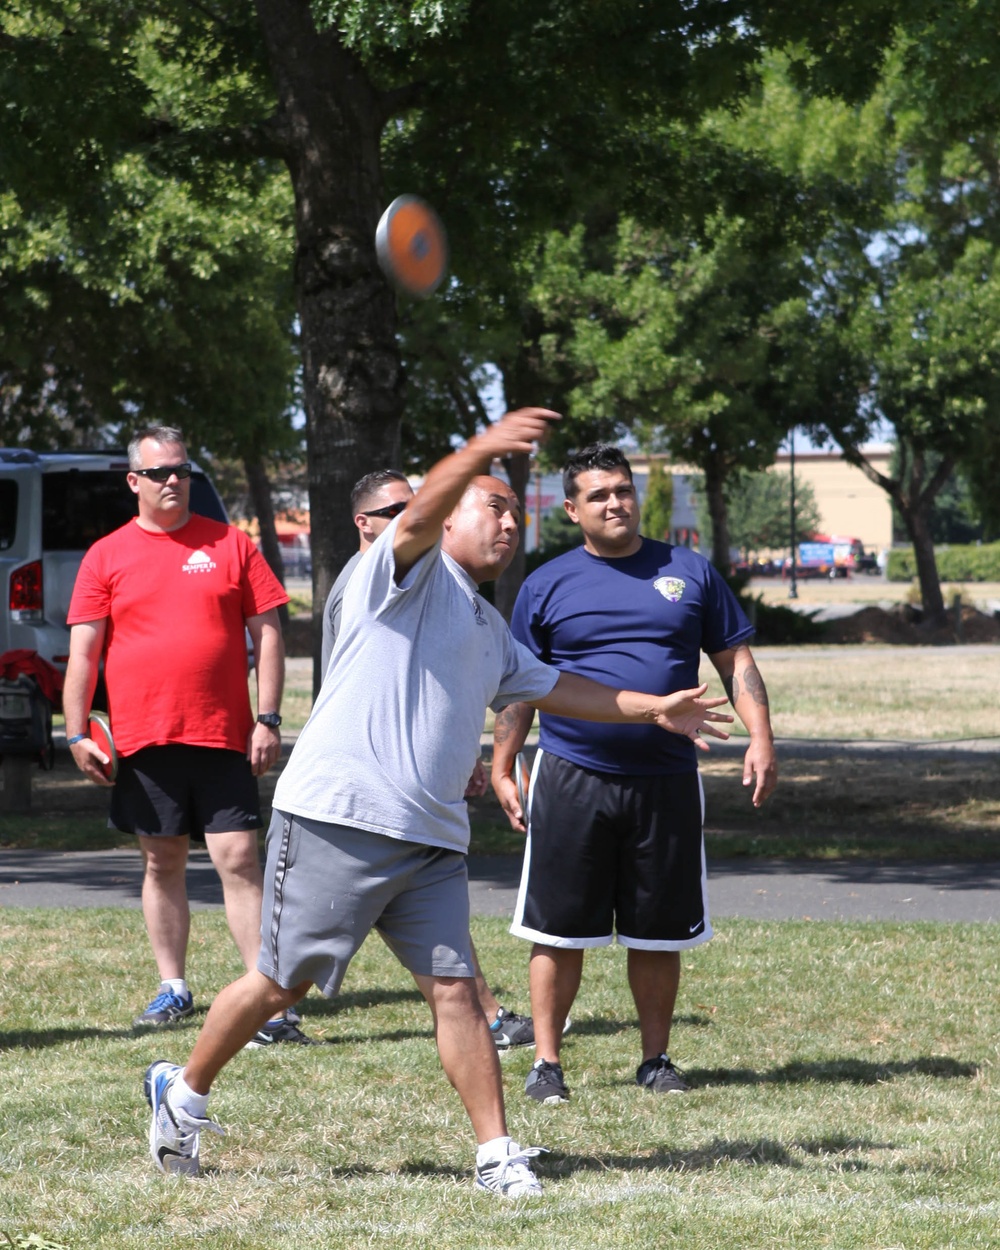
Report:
41,471,227,551
0,481,16,550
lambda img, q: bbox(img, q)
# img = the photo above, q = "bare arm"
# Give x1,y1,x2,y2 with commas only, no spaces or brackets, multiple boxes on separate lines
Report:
63,619,113,786
491,701,536,831
392,407,559,580
708,642,777,807
247,608,285,777
533,672,732,741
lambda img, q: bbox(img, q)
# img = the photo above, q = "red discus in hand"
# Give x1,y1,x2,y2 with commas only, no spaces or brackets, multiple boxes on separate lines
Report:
87,710,118,781
375,195,449,299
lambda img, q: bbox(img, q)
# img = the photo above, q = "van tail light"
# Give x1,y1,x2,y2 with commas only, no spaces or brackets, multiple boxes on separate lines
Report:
10,559,44,622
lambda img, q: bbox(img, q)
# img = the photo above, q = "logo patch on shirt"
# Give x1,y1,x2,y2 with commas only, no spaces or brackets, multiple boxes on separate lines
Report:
472,596,487,626
182,550,217,575
654,576,686,603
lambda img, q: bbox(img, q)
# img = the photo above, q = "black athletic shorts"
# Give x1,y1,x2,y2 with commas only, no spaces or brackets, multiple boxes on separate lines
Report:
510,750,712,950
109,744,262,838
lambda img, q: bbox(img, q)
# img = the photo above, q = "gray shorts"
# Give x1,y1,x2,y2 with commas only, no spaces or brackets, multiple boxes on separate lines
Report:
258,809,476,997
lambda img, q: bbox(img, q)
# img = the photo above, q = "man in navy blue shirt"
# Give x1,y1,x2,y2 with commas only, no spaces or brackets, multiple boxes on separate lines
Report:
492,444,777,1104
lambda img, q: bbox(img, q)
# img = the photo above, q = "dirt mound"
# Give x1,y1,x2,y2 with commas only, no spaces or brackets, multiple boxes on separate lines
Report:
823,603,1000,645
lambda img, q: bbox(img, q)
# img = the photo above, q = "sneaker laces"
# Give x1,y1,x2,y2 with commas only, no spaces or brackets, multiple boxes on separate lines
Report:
173,1105,225,1146
147,989,187,1013
492,1145,547,1193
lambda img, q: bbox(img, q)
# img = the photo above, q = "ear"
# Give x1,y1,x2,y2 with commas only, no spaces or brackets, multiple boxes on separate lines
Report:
563,497,580,524
126,472,141,497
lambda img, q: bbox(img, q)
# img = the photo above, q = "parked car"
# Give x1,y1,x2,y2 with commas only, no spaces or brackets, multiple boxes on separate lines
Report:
1,448,228,675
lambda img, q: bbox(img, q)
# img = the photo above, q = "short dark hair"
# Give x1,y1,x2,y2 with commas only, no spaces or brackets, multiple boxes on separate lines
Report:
562,444,633,499
128,426,186,470
351,469,411,515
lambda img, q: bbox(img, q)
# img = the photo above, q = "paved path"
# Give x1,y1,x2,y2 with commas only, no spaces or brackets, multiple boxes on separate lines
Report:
2,845,998,922
3,728,997,922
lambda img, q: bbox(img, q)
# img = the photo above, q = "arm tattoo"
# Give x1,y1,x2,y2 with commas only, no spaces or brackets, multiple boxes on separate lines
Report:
740,663,769,708
494,704,520,745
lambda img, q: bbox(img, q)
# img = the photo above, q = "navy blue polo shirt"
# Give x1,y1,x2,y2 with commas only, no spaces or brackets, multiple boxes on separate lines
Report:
510,538,753,775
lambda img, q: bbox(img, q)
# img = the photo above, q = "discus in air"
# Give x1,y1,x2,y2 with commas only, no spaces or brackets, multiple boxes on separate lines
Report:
87,710,118,781
515,751,530,816
375,194,448,298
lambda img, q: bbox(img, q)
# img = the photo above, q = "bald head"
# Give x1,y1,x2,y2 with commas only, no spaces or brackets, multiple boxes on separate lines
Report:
442,475,521,582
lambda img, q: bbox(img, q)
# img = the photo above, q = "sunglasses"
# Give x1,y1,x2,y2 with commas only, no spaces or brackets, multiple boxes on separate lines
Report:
133,462,193,483
362,500,408,519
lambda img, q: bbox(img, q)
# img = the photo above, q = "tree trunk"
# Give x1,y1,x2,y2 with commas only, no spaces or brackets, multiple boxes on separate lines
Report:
836,436,952,630
255,0,404,695
896,444,952,629
901,501,947,628
704,455,732,573
243,453,289,629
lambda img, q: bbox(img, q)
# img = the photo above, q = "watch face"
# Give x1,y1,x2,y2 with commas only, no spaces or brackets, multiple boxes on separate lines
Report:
258,713,281,727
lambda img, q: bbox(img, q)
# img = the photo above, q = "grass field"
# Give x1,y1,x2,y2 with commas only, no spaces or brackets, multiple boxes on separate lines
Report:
1,911,997,1249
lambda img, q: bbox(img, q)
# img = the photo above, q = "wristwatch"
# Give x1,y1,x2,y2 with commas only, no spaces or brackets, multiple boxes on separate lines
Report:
257,712,282,728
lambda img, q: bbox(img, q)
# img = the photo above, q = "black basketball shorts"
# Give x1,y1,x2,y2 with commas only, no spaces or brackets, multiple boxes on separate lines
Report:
510,750,712,950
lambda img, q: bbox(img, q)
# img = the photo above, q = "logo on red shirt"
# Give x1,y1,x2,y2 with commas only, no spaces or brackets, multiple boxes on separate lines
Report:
183,550,217,575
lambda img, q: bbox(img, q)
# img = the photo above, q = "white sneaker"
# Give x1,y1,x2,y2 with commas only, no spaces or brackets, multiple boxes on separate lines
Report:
144,1060,224,1175
475,1141,546,1198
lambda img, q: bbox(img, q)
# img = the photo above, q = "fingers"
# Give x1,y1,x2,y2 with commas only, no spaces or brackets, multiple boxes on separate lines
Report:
493,774,526,832
482,408,560,455
70,740,114,786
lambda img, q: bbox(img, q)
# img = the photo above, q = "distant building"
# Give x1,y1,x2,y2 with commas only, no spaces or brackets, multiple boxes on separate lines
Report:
769,445,893,555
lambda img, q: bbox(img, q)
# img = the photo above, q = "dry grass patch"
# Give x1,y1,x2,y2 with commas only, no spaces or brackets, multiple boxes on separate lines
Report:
700,645,1000,740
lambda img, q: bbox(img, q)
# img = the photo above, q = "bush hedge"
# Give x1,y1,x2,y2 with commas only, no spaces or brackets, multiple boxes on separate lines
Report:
887,542,1000,582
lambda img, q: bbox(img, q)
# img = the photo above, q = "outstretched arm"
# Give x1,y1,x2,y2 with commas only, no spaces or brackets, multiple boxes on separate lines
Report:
392,407,559,580
708,643,777,807
533,672,732,744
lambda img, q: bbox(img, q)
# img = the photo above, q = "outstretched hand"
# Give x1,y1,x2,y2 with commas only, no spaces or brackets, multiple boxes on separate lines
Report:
651,683,733,750
477,408,560,460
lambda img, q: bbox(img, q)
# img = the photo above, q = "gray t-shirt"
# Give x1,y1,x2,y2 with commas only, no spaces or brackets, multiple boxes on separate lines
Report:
273,521,558,853
320,550,362,677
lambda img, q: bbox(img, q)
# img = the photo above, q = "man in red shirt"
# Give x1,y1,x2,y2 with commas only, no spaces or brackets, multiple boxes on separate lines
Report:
63,425,310,1044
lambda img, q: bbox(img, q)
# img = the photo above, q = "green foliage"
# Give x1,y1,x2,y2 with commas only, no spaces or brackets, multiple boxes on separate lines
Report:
535,506,579,564
0,3,298,458
641,459,673,542
725,469,822,561
741,597,827,645
887,542,1000,583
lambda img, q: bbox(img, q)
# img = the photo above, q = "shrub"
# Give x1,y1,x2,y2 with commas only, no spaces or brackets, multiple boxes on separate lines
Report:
887,542,1000,582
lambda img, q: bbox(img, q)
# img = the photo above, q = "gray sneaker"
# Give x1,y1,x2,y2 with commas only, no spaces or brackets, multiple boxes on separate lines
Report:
144,1060,223,1175
636,1053,690,1093
244,1016,319,1048
525,1058,570,1104
490,1008,534,1049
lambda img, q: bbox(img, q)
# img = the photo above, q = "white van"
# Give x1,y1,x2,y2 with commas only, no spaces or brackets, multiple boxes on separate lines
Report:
0,448,228,674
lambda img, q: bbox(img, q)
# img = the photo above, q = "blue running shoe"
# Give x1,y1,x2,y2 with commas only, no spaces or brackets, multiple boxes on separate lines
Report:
144,1060,223,1176
134,985,195,1029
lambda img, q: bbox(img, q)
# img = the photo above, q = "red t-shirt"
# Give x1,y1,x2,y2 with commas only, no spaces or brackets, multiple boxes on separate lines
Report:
68,515,289,757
